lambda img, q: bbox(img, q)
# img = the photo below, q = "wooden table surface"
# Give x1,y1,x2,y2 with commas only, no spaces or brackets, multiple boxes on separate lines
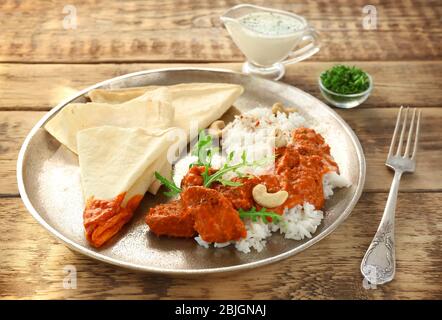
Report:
1,0,441,300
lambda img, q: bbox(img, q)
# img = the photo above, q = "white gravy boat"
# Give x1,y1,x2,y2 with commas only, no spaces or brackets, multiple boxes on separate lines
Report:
221,4,320,80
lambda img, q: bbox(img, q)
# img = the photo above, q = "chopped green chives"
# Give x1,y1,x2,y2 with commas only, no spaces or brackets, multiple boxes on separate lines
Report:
321,65,370,95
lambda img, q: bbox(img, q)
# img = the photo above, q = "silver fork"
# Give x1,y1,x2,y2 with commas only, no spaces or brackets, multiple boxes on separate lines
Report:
360,106,421,285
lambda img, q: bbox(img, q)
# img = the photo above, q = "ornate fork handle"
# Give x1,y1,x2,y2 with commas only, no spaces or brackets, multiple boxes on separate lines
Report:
361,170,402,285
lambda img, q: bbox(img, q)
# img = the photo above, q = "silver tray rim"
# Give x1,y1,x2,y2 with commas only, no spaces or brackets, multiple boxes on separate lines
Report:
17,67,366,274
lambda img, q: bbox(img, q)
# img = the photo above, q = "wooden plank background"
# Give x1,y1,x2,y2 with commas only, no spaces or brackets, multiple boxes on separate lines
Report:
1,0,441,62
1,193,441,299
1,62,441,110
0,0,441,299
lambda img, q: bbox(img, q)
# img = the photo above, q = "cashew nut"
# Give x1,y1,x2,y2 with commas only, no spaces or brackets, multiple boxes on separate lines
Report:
274,128,288,148
208,120,225,137
272,102,297,116
252,184,288,208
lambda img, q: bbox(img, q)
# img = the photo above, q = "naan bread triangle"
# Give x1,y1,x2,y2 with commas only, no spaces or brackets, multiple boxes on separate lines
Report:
89,83,244,139
45,87,174,154
77,126,179,247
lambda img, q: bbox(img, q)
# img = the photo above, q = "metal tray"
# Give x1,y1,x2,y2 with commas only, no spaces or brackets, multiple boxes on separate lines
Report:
17,68,365,274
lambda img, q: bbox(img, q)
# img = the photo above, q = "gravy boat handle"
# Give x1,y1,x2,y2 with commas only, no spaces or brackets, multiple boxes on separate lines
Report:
282,27,321,65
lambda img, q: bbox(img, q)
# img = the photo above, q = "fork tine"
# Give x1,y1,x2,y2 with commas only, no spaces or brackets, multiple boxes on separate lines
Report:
395,107,409,156
404,108,416,157
411,110,421,160
388,106,403,157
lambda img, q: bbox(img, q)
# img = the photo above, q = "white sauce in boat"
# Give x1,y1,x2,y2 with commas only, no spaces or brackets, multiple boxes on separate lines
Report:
223,11,307,66
238,12,305,36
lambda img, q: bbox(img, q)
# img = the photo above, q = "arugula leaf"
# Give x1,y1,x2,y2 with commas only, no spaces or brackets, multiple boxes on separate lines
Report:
191,130,215,167
238,207,282,224
188,130,275,188
156,129,275,198
154,171,181,197
202,153,274,188
217,178,243,187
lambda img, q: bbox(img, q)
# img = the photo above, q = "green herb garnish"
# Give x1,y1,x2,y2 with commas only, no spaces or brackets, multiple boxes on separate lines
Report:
320,65,370,94
238,207,282,224
191,130,273,188
156,130,273,197
191,130,216,167
202,150,272,188
154,171,181,197
217,178,243,187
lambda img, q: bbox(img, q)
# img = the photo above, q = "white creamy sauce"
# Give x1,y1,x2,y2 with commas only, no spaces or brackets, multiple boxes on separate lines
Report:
238,12,304,36
223,10,308,66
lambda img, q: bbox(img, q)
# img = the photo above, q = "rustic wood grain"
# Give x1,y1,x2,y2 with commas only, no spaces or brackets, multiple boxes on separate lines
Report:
0,193,440,299
0,0,440,63
2,108,441,195
1,0,441,301
1,61,441,111
0,111,43,195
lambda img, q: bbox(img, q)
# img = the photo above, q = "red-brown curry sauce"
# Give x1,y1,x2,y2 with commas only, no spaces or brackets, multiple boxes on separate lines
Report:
146,127,338,243
84,193,143,247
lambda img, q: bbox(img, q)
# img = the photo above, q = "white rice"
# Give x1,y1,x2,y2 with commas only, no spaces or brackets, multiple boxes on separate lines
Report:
173,108,351,253
323,171,352,199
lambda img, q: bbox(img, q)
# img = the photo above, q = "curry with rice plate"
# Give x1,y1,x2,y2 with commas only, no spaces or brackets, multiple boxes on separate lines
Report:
43,82,350,252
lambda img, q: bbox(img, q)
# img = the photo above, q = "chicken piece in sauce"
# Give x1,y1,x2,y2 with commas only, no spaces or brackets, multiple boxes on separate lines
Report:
280,168,325,209
180,165,216,189
291,127,338,173
146,200,196,238
181,186,247,243
212,176,259,211
181,165,259,211
271,128,339,210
